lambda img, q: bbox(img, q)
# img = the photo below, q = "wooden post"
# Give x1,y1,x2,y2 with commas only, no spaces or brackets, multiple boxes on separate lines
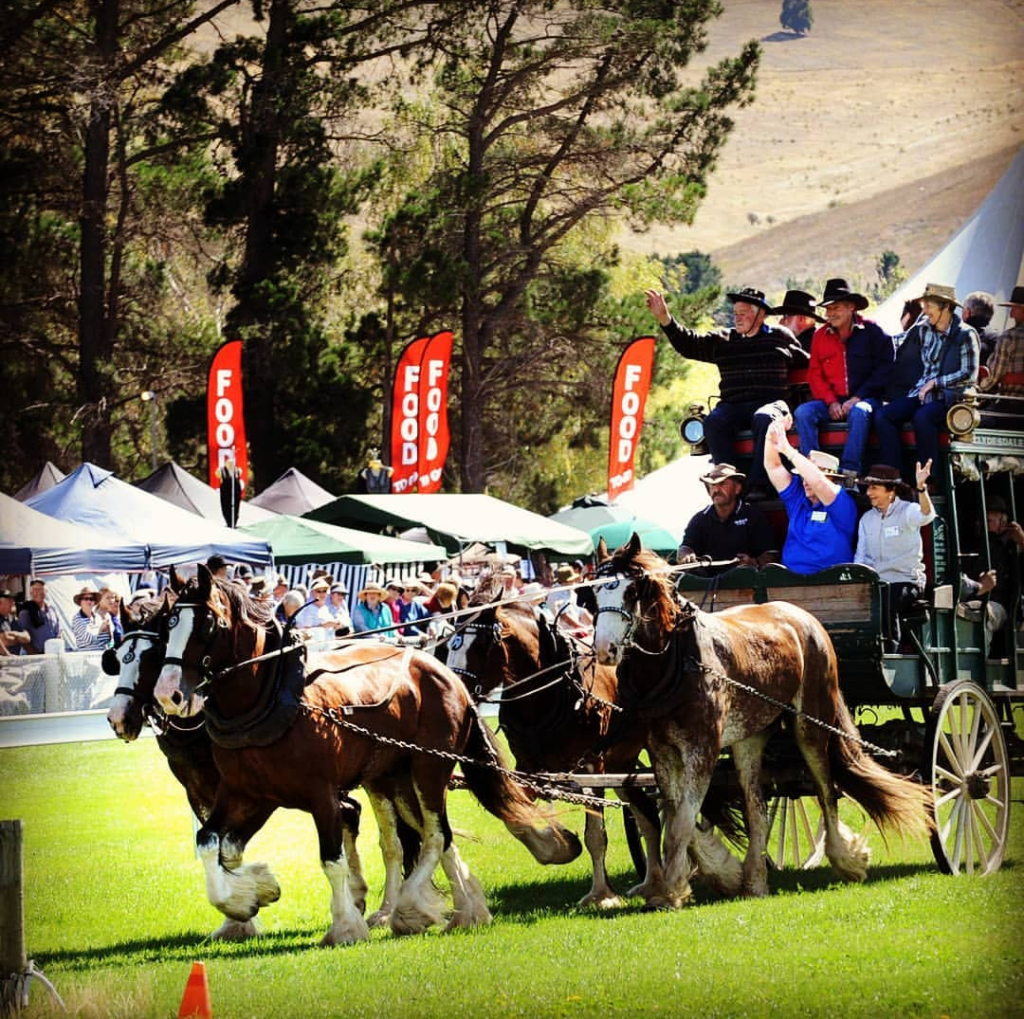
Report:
1,820,26,1016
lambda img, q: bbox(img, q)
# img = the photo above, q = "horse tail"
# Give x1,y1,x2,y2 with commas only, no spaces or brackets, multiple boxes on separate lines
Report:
459,709,582,865
828,695,934,841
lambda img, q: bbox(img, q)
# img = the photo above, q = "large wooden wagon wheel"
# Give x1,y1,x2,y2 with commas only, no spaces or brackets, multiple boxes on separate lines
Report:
925,680,1010,875
766,796,825,870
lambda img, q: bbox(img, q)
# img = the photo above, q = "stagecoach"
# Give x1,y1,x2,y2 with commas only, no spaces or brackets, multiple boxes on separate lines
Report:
655,416,1023,877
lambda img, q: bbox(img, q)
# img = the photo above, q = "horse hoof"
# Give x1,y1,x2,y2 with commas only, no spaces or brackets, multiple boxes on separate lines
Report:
444,906,492,931
366,909,391,929
577,892,625,910
321,918,370,946
210,918,260,941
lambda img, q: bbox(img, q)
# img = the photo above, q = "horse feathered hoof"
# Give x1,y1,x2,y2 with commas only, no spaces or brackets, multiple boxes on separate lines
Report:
577,891,625,910
320,916,370,946
239,861,281,906
210,918,260,941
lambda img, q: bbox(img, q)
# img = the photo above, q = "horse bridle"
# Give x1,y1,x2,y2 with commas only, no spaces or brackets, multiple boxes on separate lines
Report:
102,629,163,701
445,615,504,695
163,600,225,691
591,569,638,650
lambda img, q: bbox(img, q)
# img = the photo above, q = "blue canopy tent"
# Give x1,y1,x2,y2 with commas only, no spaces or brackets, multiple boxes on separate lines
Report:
27,464,272,568
0,491,147,575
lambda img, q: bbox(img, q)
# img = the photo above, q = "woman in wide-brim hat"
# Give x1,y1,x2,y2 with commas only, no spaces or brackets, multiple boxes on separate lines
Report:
71,582,115,651
350,582,396,641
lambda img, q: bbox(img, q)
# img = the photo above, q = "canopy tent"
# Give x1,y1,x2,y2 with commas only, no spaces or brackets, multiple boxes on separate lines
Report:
0,491,147,575
240,514,447,565
136,461,277,527
549,497,679,554
13,461,67,502
249,468,336,516
307,493,594,557
874,146,1024,335
612,453,713,545
27,463,272,568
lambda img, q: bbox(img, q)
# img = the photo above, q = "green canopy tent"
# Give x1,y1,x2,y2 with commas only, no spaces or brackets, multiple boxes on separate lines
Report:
240,514,448,565
549,497,679,554
306,494,594,558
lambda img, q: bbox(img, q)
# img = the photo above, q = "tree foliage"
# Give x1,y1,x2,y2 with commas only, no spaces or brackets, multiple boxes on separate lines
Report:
780,0,814,35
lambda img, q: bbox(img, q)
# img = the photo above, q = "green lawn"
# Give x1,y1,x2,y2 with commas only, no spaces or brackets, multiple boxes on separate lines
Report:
2,736,1022,1018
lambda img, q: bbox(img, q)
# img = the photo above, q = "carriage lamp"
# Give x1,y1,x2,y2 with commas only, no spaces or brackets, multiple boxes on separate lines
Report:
680,402,708,454
946,394,981,438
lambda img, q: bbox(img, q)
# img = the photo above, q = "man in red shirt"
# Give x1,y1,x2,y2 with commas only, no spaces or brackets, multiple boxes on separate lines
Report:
793,278,893,483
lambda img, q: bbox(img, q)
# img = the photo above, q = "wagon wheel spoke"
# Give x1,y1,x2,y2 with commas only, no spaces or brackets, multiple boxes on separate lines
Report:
767,797,824,870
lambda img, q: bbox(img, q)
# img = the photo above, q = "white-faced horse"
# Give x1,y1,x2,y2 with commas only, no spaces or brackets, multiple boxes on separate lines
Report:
592,535,932,909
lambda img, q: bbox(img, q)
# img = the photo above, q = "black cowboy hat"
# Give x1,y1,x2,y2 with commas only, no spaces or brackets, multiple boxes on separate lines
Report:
725,287,772,312
772,289,825,322
818,278,869,311
997,285,1024,308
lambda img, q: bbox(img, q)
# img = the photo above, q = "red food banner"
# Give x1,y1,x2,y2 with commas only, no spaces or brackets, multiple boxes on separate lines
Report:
607,336,656,503
389,335,431,493
207,339,249,490
416,330,454,494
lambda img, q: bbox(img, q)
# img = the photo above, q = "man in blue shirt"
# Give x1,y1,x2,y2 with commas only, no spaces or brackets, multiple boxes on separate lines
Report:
16,578,62,653
764,417,858,574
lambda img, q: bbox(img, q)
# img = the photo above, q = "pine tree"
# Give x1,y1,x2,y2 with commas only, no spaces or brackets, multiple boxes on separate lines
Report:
781,0,814,35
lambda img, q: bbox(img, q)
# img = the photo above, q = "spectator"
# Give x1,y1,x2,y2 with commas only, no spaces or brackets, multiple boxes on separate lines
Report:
963,496,1024,643
233,564,253,590
351,582,397,641
764,417,858,575
272,574,289,605
547,563,593,634
398,580,432,635
97,587,124,644
854,461,936,651
383,578,406,625
0,588,30,656
293,577,334,631
645,286,793,501
875,283,980,481
772,289,823,410
962,290,998,365
325,582,352,636
280,590,304,625
894,299,923,343
793,278,893,486
206,554,229,580
249,577,270,602
16,578,61,654
424,581,458,618
978,285,1024,424
72,583,120,651
677,463,779,571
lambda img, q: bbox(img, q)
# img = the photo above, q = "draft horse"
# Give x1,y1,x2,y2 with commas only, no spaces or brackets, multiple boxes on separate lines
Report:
104,591,366,939
153,566,581,945
592,534,932,909
446,576,744,907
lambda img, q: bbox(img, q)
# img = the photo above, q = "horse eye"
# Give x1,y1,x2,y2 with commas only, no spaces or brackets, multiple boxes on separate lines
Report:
449,634,463,650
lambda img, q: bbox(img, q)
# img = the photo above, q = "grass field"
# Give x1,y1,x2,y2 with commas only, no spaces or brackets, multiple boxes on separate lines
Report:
2,736,1023,1018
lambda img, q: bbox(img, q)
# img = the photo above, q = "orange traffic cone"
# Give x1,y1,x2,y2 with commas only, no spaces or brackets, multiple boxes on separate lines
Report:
178,961,212,1019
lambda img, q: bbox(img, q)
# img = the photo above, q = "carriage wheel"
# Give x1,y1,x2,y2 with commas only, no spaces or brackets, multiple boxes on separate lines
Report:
925,680,1010,876
766,796,825,870
622,805,647,883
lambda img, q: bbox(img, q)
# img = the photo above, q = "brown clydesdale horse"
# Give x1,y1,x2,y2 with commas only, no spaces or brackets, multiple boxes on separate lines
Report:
153,565,581,945
592,534,933,909
445,573,745,907
104,591,368,940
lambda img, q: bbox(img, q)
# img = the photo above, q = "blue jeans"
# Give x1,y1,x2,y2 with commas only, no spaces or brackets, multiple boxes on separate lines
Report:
794,397,882,474
875,394,948,478
703,398,789,486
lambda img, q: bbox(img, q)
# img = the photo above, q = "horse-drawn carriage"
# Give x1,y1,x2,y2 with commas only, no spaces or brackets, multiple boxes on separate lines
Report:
605,417,1023,880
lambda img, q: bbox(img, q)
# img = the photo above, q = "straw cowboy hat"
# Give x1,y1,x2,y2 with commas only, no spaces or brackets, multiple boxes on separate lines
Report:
357,581,388,600
817,278,869,311
520,582,547,603
555,564,579,584
434,581,458,608
725,287,772,312
798,450,844,479
914,282,961,307
997,285,1024,308
310,577,330,592
700,463,746,486
73,582,100,605
772,289,825,322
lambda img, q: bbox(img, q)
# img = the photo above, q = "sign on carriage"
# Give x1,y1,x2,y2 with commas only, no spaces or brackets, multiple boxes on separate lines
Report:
390,335,431,493
607,336,656,502
207,339,249,490
416,330,454,494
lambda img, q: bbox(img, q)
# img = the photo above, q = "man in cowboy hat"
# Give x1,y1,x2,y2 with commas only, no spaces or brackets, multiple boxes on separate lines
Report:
978,285,1024,421
677,463,778,572
645,285,793,500
764,416,858,574
793,278,893,486
772,289,823,410
875,283,980,480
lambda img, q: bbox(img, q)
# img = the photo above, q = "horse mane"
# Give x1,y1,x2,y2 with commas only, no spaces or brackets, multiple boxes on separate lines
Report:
604,543,681,633
469,572,504,607
212,577,275,629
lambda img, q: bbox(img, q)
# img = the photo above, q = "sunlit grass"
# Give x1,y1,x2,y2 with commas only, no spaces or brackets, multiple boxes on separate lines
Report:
2,737,1021,1017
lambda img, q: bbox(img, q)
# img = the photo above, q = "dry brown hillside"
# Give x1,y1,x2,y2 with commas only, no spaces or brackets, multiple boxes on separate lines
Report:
623,0,1024,295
